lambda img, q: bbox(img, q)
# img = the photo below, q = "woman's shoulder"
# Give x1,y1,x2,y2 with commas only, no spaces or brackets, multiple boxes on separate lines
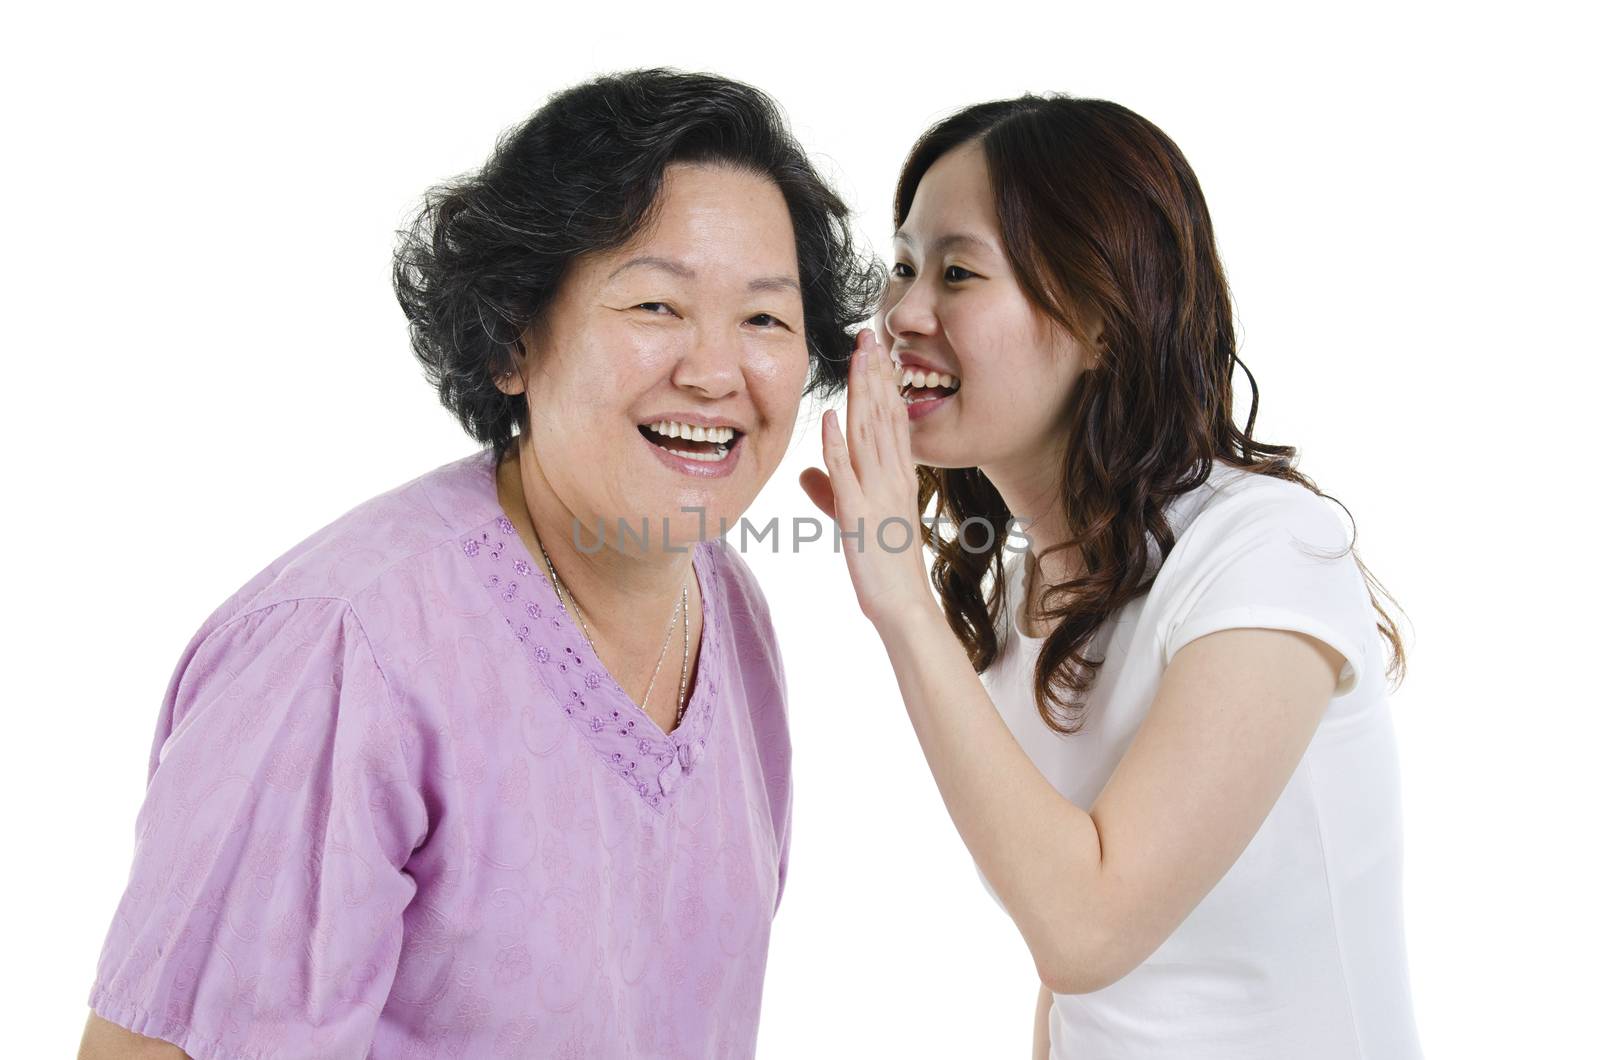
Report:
1166,462,1349,560
701,538,789,710
199,447,504,637
704,536,778,634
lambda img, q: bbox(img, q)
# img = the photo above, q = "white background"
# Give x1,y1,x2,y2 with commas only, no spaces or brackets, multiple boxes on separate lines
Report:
6,2,1595,1056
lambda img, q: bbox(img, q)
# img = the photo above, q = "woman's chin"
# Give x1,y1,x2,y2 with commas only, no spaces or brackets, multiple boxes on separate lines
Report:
611,492,753,551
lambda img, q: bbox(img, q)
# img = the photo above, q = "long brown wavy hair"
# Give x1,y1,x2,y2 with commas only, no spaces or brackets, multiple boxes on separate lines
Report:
899,95,1409,734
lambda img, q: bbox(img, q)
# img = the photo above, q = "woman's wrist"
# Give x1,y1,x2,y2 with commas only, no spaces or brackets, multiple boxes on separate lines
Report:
870,591,948,645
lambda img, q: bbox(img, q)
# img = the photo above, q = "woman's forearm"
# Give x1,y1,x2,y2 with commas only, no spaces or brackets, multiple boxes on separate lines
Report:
875,603,1114,991
1033,982,1053,1059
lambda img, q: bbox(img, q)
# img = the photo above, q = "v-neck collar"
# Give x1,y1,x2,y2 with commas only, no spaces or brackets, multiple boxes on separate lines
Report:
455,449,725,814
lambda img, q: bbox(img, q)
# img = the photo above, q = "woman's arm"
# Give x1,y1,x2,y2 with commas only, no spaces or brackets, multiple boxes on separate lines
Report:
876,606,1340,993
78,1012,190,1059
1033,983,1052,1059
806,335,1346,994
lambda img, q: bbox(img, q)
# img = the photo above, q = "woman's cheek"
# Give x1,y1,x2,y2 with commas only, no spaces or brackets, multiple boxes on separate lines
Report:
747,340,807,393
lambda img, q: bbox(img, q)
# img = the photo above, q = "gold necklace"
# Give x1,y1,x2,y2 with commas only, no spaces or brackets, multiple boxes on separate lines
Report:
536,538,692,727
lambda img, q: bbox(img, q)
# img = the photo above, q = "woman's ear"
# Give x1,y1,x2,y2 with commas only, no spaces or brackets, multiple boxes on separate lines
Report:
494,332,534,397
1083,313,1109,372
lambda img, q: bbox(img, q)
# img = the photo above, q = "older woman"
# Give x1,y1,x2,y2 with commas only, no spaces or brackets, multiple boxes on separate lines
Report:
79,68,878,1058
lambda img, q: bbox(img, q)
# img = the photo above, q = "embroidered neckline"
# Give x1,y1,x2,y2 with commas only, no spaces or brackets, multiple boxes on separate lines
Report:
456,452,724,814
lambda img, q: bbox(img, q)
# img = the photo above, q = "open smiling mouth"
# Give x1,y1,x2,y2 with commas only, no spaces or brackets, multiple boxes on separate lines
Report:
898,365,961,405
637,421,743,463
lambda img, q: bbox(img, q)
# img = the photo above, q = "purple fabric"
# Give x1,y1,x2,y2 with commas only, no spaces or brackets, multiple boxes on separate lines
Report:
87,446,793,1058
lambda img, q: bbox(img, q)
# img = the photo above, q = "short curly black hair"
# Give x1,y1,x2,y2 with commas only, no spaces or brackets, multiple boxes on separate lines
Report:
392,67,884,463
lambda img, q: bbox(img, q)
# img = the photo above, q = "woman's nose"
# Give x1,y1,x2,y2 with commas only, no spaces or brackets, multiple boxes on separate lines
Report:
884,278,937,340
673,328,741,399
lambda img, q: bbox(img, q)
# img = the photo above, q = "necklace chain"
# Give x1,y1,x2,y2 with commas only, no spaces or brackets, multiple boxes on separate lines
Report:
536,538,692,727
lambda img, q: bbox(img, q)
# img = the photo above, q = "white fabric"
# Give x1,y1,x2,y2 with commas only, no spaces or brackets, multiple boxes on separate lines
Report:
978,463,1422,1059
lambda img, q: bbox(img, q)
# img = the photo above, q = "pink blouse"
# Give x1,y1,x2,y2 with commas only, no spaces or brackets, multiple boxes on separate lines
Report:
87,446,793,1058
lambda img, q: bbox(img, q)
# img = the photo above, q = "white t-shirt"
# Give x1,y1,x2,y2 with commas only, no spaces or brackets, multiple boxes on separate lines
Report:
978,462,1423,1059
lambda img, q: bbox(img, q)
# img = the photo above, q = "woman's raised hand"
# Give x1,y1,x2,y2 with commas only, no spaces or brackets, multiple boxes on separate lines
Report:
798,329,935,629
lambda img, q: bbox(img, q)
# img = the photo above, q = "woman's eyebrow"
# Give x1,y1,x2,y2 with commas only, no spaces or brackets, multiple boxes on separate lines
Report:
748,275,801,294
608,255,799,293
609,255,693,281
892,230,995,256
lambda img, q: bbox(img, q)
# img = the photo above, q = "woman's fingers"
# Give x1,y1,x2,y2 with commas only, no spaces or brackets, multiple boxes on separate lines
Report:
856,329,908,477
821,409,862,514
863,332,887,467
853,329,888,471
819,330,933,625
871,332,907,469
883,340,912,469
797,466,837,522
847,330,877,480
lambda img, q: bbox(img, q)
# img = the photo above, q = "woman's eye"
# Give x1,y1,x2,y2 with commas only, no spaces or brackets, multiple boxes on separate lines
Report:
944,265,975,283
747,313,789,329
890,263,914,280
635,302,675,315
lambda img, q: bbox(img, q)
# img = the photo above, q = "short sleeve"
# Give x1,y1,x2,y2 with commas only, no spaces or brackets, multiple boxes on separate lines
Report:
1160,486,1372,698
772,644,793,915
86,597,428,1059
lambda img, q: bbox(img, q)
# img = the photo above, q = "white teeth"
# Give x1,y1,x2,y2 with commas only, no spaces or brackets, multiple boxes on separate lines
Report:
899,368,960,390
645,421,736,443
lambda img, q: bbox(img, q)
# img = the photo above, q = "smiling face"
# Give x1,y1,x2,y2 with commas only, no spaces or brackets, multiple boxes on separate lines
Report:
877,139,1099,475
497,162,808,549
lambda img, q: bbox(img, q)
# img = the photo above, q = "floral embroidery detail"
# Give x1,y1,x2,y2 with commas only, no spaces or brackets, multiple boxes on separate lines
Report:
466,507,727,814
497,516,516,535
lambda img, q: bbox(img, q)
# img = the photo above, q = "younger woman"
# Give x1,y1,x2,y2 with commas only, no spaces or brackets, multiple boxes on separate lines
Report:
802,95,1422,1058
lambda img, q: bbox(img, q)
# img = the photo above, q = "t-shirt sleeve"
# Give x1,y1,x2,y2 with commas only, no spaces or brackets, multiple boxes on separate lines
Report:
1160,484,1373,698
86,596,428,1060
